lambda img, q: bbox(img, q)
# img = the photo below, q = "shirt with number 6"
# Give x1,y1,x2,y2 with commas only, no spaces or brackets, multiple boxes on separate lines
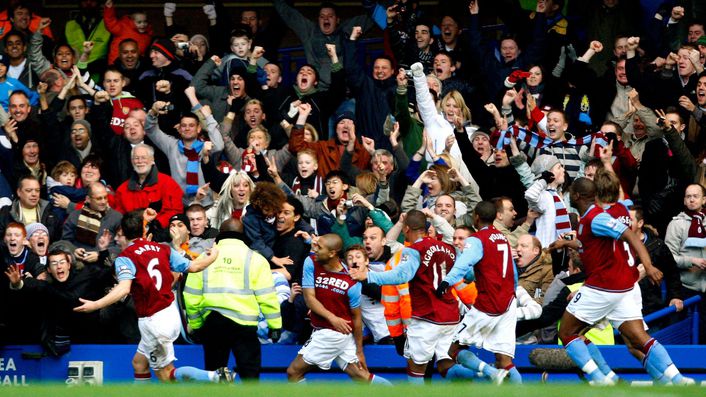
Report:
115,238,190,317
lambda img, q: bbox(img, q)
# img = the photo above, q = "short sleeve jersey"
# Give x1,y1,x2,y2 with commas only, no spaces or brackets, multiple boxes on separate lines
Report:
472,226,516,315
578,205,635,292
115,239,189,317
302,256,361,331
408,237,460,325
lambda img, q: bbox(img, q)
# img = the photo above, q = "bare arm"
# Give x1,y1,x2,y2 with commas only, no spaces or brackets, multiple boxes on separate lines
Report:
303,287,352,334
73,279,132,313
186,247,219,273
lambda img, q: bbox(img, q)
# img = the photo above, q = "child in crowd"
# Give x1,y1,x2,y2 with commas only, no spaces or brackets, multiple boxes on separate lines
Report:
291,149,323,198
46,161,85,225
216,26,267,87
103,0,153,64
242,181,287,264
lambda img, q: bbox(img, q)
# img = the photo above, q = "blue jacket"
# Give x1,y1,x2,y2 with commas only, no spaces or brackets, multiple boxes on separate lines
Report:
242,206,277,260
0,77,39,111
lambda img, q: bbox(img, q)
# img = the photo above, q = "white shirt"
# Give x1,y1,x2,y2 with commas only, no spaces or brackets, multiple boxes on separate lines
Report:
8,59,26,80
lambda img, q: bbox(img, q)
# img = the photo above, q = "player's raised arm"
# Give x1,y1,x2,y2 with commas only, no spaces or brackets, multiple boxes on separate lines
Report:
74,279,132,313
360,248,420,285
444,236,483,286
186,246,220,273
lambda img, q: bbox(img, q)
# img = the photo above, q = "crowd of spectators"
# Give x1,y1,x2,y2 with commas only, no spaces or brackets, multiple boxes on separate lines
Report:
0,0,705,356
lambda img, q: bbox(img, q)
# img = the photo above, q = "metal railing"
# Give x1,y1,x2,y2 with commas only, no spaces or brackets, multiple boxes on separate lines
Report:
613,295,702,344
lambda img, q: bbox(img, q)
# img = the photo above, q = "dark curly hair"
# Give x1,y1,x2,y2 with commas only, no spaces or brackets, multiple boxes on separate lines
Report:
249,182,286,217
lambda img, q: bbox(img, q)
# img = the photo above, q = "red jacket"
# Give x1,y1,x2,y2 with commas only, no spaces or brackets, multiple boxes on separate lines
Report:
103,5,153,64
289,125,371,177
113,167,183,228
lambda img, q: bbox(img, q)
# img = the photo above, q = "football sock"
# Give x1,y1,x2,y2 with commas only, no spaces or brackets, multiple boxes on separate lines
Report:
643,359,668,384
443,364,479,380
565,338,606,383
456,350,498,378
406,368,425,384
171,366,215,382
369,374,392,385
642,338,684,383
505,364,522,384
585,341,618,382
134,372,151,383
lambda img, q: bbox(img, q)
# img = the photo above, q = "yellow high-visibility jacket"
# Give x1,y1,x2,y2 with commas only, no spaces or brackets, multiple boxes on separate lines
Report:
184,239,282,330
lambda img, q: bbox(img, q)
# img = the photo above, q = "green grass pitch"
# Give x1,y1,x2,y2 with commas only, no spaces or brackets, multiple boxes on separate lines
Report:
2,383,703,397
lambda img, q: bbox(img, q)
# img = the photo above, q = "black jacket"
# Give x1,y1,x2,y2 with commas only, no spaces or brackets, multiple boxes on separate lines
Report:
342,37,397,151
273,224,311,285
639,227,683,315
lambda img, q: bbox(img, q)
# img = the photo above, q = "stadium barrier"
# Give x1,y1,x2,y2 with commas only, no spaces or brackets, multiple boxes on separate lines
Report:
1,343,704,385
621,295,702,344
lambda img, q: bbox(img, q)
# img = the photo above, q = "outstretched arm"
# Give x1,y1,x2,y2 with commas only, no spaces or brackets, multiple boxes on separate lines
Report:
73,279,132,313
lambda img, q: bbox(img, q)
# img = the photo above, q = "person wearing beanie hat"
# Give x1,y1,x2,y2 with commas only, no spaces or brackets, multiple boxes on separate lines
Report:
530,154,561,178
525,153,569,249
47,117,102,172
469,130,493,165
26,222,50,259
12,130,47,189
26,222,49,239
334,110,355,125
191,49,250,123
151,38,177,63
138,34,194,139
281,48,345,141
69,119,93,161
169,213,197,259
170,213,191,234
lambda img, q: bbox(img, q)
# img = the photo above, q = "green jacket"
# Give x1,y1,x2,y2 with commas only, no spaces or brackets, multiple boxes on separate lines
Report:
184,239,282,330
394,88,424,160
331,208,395,250
65,19,111,65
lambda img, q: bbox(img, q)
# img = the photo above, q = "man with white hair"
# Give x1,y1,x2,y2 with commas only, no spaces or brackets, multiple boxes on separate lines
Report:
113,144,184,231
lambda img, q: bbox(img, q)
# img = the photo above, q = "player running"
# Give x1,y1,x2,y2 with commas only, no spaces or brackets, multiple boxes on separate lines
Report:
551,176,694,385
350,210,477,383
286,233,390,385
74,210,231,383
437,201,521,384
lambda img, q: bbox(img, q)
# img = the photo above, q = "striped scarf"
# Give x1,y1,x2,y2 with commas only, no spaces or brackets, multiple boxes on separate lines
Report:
495,126,607,153
75,206,104,246
549,189,572,238
291,174,323,196
685,210,706,248
179,140,204,195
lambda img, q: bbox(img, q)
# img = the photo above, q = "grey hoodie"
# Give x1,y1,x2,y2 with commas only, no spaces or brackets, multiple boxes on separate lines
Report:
665,211,706,292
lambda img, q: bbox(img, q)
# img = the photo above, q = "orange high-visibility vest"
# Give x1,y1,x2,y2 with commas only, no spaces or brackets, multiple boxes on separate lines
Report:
381,250,411,337
453,280,478,307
